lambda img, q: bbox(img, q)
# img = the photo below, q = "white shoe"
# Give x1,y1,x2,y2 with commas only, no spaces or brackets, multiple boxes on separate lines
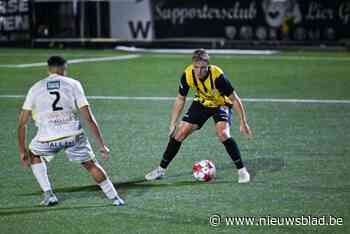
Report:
112,195,125,207
145,166,166,181
40,190,58,206
238,167,250,183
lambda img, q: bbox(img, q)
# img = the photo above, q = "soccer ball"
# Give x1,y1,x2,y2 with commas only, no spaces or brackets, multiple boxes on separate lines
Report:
192,160,216,182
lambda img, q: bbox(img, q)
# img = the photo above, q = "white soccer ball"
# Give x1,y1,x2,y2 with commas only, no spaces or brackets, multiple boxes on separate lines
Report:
192,160,216,182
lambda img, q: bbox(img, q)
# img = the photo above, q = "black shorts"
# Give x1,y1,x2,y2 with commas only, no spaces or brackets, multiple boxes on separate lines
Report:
182,101,232,129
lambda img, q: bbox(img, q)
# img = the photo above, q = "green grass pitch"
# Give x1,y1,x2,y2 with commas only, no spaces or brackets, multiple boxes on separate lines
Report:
0,48,349,233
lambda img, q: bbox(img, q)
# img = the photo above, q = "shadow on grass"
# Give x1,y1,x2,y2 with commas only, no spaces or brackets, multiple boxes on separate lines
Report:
18,179,148,196
19,179,231,196
18,156,284,195
160,156,285,181
3,157,284,217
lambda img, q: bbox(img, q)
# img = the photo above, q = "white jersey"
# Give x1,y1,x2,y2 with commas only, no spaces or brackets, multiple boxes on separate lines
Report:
22,74,89,142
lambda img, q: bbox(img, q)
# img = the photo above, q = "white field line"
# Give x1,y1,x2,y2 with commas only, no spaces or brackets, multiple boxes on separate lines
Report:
115,46,278,55
1,53,350,62
1,52,349,62
147,54,350,61
0,55,141,68
1,95,350,104
115,46,350,61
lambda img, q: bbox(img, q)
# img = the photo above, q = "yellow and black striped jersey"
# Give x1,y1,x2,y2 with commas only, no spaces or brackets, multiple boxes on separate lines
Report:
178,65,234,108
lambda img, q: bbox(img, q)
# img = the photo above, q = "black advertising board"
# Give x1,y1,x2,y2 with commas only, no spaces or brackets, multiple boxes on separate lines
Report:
151,0,350,41
0,0,32,41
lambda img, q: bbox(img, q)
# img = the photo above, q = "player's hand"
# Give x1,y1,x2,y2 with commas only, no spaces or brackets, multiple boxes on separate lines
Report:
99,145,110,160
20,149,29,168
168,124,176,137
240,121,253,139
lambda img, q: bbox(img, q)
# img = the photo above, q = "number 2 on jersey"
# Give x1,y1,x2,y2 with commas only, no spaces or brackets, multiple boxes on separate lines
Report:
49,91,63,111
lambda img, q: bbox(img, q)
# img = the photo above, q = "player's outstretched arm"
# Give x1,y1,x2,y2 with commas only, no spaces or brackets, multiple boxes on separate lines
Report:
80,105,110,160
17,110,31,167
229,91,253,139
169,94,186,136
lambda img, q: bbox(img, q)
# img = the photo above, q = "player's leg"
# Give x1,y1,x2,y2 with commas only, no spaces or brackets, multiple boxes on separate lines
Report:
29,140,58,206
161,121,197,171
81,159,106,183
82,160,124,206
66,134,124,206
145,122,198,181
161,121,197,166
145,101,209,181
214,108,250,183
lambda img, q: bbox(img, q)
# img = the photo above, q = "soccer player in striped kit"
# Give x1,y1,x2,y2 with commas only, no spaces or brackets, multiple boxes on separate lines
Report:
146,49,253,183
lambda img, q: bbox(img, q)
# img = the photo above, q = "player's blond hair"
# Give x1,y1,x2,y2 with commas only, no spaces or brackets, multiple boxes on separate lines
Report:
192,49,209,62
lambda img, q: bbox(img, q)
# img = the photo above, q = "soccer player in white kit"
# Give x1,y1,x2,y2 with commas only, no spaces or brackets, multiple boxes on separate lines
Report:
17,56,124,206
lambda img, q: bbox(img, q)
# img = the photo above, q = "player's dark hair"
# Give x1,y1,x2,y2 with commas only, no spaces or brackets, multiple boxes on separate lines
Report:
192,49,209,62
47,56,67,67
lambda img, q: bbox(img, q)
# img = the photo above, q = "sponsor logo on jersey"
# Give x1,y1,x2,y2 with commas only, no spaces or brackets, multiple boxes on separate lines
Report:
47,81,60,90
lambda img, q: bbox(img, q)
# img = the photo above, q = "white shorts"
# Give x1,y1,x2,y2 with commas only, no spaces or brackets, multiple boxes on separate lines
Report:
29,133,95,163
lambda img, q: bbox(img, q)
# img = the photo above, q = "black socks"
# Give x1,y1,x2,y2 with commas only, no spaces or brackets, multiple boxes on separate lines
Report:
159,137,243,170
223,138,244,169
160,137,182,169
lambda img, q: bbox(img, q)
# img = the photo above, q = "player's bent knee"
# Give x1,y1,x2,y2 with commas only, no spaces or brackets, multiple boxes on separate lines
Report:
81,160,95,170
174,131,187,142
82,160,107,183
216,130,230,143
29,151,42,164
215,122,231,142
175,124,194,141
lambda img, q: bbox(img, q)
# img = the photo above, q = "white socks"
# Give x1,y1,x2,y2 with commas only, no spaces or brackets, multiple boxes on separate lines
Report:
31,162,52,192
31,162,119,200
98,179,119,200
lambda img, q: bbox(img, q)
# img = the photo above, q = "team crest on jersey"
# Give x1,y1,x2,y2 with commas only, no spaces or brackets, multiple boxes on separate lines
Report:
211,88,218,97
47,81,60,90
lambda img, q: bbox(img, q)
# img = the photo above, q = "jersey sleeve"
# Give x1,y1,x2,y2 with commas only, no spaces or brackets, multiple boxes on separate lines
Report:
74,80,89,108
178,73,190,96
22,87,34,110
215,74,235,96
